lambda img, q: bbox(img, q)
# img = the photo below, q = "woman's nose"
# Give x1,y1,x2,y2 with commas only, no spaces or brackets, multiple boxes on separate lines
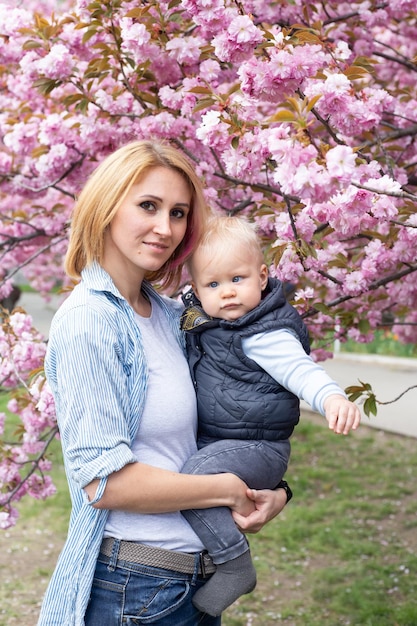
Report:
153,211,171,236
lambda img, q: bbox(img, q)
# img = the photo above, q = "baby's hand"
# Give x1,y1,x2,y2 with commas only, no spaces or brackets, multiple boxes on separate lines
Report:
323,394,361,435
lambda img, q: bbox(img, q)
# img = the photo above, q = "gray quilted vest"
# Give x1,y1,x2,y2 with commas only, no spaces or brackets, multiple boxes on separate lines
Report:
181,278,310,442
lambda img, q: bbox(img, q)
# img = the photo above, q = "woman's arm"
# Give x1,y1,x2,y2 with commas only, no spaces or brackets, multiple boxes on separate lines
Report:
85,461,256,516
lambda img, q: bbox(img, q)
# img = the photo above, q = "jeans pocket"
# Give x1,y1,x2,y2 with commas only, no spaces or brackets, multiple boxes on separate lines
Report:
86,558,216,626
125,568,192,624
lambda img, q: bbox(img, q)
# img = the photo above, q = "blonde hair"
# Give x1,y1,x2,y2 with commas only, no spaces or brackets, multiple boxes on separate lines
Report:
189,215,264,276
65,140,210,290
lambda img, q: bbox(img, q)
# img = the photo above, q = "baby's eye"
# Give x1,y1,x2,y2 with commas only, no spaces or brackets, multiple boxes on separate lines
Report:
208,281,219,288
232,276,242,283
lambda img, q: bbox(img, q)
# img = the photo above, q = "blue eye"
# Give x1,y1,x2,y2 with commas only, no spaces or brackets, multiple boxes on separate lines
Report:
232,276,242,283
208,281,219,288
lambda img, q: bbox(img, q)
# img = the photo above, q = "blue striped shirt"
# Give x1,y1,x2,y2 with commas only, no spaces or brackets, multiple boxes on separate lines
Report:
38,262,184,626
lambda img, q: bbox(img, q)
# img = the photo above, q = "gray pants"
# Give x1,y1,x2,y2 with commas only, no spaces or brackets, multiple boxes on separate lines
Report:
181,438,290,565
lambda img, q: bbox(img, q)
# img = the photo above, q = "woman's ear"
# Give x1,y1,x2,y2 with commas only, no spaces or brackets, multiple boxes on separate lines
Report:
260,264,269,290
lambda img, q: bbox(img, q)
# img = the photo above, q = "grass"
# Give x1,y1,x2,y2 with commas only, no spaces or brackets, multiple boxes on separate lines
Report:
1,397,417,625
341,329,417,359
224,418,417,625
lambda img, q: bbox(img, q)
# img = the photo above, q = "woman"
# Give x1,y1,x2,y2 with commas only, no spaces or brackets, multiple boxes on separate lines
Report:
38,141,289,626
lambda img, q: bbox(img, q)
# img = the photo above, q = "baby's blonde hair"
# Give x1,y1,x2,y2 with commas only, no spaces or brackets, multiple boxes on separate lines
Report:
189,215,264,277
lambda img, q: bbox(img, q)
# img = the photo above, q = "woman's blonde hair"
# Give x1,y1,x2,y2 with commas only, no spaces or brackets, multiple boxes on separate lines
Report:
65,140,210,290
189,215,264,277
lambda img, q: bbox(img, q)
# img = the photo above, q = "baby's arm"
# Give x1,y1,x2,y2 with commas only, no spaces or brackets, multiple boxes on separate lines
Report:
323,394,361,435
242,329,361,432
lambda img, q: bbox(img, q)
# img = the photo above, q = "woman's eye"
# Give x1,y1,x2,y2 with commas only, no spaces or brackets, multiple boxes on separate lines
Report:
171,208,186,219
140,201,156,211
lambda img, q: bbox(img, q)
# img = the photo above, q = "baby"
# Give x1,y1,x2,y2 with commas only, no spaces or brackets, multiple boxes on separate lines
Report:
180,216,361,616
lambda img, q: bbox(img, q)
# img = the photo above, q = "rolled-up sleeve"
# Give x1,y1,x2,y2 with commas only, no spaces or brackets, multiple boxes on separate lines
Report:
45,303,144,488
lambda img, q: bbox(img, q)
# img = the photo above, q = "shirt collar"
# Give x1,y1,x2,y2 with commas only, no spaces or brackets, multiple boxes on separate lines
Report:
81,261,156,303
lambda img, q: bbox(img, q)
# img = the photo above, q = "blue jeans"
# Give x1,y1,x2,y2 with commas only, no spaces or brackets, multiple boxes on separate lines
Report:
181,438,290,564
85,552,221,625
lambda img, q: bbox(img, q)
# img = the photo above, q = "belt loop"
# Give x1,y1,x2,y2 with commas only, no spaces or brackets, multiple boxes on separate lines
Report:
191,552,200,586
107,538,121,572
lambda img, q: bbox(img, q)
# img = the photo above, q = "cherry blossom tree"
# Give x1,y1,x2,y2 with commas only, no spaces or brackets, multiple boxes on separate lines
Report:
1,0,416,527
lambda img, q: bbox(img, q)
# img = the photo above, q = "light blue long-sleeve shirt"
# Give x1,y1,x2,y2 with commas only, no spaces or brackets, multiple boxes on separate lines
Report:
243,330,346,415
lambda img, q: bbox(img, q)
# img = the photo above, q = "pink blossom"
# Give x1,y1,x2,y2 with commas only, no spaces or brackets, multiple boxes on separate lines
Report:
223,150,250,178
326,145,357,180
199,59,221,85
294,287,315,301
212,15,263,63
181,0,231,35
240,44,328,102
295,212,316,241
26,473,56,500
196,110,230,150
304,72,351,115
120,20,151,60
0,6,32,38
344,271,369,296
0,507,19,530
166,35,204,66
37,44,74,80
273,213,293,239
3,120,39,156
364,175,402,194
270,247,305,282
158,85,184,110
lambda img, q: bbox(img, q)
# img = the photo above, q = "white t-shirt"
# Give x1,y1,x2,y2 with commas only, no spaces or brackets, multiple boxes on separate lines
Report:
104,301,204,552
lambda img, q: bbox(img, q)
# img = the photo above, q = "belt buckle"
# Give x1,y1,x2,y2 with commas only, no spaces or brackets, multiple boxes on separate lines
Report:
199,550,208,577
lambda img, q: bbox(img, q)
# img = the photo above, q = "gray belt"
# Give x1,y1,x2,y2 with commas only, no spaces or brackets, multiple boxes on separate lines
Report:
100,537,216,577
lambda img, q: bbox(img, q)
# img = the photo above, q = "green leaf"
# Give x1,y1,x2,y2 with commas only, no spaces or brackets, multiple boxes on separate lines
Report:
344,65,370,80
269,110,297,123
22,40,43,51
188,86,213,95
364,395,378,417
192,97,215,113
346,391,363,403
62,93,85,106
313,302,331,315
305,94,322,111
33,77,61,95
125,6,151,18
82,27,99,44
358,318,371,334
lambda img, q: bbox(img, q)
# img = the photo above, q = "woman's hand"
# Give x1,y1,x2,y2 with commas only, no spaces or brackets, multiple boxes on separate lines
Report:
231,486,288,534
228,474,257,517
